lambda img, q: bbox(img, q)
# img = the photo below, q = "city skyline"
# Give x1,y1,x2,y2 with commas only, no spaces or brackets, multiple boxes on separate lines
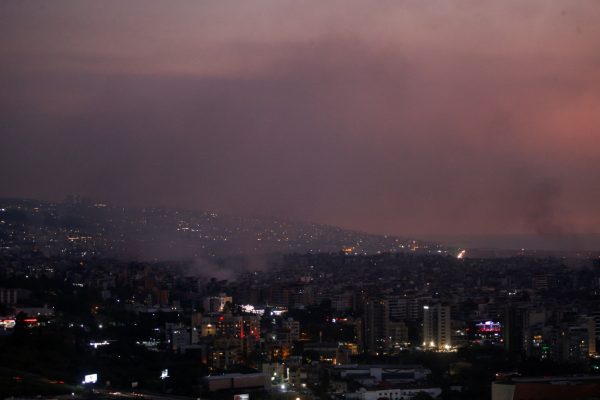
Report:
2,3,600,398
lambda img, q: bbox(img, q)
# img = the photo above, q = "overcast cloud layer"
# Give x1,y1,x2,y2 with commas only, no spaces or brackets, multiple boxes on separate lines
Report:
1,1,599,236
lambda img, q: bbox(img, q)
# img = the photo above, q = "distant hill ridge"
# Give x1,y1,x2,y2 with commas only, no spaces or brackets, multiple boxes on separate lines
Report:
0,197,443,260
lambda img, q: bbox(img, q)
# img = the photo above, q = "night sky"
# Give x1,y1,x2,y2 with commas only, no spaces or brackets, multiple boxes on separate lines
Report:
1,1,599,237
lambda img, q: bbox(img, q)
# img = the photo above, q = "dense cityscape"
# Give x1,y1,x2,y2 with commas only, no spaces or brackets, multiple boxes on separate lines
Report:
3,1,600,399
2,199,600,399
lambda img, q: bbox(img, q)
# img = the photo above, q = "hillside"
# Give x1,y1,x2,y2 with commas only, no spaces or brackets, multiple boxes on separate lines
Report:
0,197,443,260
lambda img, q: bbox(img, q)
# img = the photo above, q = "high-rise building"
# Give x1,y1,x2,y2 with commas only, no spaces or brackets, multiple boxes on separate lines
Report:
423,306,435,348
423,304,452,351
363,298,388,353
437,305,451,349
386,320,409,348
282,318,300,342
592,310,600,353
504,304,527,356
387,295,420,321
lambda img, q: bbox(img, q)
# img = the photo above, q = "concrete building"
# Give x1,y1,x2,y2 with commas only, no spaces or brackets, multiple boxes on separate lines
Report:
504,305,527,356
345,386,442,400
387,296,420,321
203,293,233,313
423,304,451,350
364,298,388,353
281,318,300,342
492,376,600,400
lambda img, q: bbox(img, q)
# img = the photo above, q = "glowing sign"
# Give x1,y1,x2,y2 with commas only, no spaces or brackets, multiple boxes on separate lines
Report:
83,374,98,384
89,341,110,348
270,308,287,316
160,369,169,379
476,321,501,333
0,319,16,328
241,304,265,316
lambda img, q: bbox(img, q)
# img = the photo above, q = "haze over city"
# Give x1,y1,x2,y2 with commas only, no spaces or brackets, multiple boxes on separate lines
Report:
2,1,599,240
4,2,600,400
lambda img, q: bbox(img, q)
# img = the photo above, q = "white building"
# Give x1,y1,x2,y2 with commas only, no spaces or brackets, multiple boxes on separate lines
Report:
347,386,442,400
423,304,451,351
